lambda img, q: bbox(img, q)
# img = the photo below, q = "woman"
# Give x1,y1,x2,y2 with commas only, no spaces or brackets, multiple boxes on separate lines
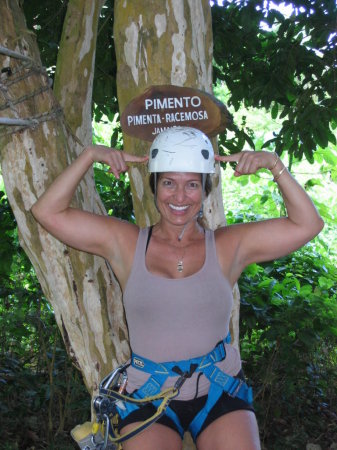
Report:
31,126,323,450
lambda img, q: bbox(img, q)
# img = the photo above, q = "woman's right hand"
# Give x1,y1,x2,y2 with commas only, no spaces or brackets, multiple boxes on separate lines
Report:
86,145,149,179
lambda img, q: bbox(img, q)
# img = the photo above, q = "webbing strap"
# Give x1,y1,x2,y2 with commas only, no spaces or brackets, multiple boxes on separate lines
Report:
205,365,253,403
188,366,253,440
135,373,169,398
131,333,230,377
188,383,223,440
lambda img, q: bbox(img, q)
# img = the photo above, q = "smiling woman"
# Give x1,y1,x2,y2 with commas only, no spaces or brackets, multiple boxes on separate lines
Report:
156,172,203,220
31,126,323,450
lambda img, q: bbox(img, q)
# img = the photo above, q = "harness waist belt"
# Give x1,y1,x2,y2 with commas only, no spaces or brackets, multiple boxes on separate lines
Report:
116,333,253,440
131,336,229,376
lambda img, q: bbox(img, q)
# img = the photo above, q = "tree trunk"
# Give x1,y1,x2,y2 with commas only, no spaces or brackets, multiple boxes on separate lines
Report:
0,0,128,398
113,1,241,447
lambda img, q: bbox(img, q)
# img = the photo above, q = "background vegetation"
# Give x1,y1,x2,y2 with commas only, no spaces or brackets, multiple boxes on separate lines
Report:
221,109,337,449
1,0,336,449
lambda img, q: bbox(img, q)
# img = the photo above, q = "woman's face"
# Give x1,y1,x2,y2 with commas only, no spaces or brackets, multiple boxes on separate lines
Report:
156,172,202,225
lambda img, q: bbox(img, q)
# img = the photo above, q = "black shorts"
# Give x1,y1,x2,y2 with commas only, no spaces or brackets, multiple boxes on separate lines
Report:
118,371,254,442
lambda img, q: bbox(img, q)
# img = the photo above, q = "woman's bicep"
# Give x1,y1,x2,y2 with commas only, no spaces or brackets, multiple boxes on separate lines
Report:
216,218,322,285
235,218,321,268
32,207,125,259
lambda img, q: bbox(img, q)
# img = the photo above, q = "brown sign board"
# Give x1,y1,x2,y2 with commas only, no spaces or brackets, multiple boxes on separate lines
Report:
120,85,232,142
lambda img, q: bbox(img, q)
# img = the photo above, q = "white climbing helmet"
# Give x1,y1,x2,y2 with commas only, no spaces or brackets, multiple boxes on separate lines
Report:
148,126,215,174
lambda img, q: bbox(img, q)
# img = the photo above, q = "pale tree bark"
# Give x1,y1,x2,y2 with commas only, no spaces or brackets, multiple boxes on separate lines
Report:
0,0,129,400
114,1,241,447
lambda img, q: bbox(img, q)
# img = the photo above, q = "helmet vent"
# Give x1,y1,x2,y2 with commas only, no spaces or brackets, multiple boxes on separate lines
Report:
201,149,209,160
151,148,159,159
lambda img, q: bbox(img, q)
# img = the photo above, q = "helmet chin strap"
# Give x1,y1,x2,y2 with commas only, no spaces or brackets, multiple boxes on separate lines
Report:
177,213,200,241
178,174,206,242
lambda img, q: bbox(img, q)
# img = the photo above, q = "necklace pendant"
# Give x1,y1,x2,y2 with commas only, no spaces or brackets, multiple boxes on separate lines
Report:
177,260,184,272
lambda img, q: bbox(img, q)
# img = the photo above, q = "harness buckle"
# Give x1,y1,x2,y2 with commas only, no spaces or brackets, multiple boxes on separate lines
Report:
215,340,226,360
228,379,244,398
174,374,187,391
172,363,198,391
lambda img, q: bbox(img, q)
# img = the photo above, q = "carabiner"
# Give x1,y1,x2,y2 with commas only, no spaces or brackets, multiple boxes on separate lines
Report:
99,362,130,391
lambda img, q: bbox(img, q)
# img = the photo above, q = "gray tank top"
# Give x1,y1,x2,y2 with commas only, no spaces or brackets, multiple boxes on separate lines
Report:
123,227,241,400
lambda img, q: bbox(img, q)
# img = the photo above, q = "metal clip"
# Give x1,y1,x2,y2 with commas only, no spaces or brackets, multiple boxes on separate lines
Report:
173,363,198,391
229,379,243,398
174,374,187,391
99,362,129,391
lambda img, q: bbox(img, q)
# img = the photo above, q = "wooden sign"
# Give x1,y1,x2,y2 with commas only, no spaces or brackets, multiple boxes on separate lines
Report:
120,85,232,141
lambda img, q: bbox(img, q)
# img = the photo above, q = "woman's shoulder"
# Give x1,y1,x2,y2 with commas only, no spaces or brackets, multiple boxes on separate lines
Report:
102,216,138,242
104,220,141,285
108,218,141,250
214,224,247,271
215,219,256,235
214,222,245,240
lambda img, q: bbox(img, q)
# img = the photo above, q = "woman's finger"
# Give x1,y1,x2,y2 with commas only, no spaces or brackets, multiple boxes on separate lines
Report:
215,153,241,163
123,152,149,164
104,151,148,178
216,151,261,176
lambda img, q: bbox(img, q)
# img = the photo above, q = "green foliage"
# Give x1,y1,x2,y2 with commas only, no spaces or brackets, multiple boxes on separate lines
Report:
92,116,134,221
23,0,119,122
94,167,134,222
212,1,337,160
92,0,118,122
222,142,337,448
0,191,18,281
239,249,337,449
23,0,69,76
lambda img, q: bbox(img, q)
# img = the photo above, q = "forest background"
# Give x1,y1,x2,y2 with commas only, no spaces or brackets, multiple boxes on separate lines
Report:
0,1,336,449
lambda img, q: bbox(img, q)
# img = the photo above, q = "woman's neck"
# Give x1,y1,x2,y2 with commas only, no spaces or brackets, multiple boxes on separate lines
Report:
154,219,203,244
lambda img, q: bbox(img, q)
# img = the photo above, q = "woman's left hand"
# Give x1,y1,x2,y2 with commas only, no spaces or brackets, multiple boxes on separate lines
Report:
215,151,279,177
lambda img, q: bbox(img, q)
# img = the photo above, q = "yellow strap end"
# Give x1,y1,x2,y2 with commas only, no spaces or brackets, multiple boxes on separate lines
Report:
92,422,100,434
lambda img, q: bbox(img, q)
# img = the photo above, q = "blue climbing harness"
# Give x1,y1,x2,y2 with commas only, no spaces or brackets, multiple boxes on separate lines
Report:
110,333,253,443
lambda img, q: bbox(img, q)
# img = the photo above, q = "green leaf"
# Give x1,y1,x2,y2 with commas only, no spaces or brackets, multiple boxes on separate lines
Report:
312,125,329,149
93,167,113,186
320,148,337,166
271,102,279,119
300,284,313,296
318,276,335,289
261,138,277,149
305,178,323,189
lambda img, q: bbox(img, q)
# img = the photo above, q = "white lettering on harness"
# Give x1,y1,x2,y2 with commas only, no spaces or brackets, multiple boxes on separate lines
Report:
133,357,145,368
